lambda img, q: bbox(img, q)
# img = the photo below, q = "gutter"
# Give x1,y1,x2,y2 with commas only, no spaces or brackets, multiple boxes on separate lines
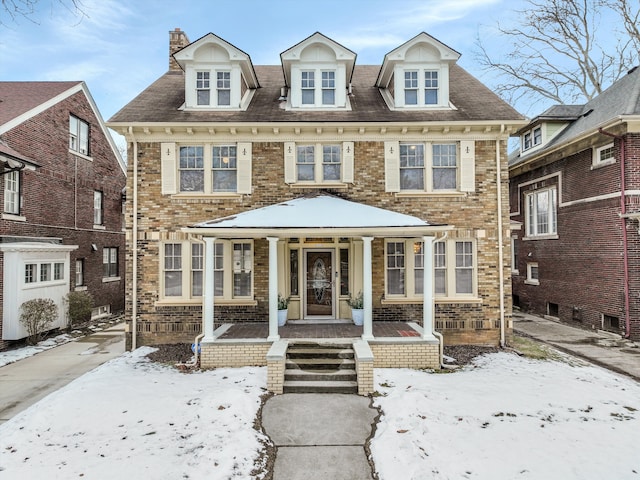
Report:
598,127,631,338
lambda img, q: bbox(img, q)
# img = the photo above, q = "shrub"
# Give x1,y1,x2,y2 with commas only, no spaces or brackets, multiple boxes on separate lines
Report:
277,294,290,310
64,291,94,330
20,298,58,345
347,291,364,309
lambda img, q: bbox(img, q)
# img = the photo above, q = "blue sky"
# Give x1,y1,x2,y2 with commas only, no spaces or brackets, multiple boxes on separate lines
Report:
1,0,528,123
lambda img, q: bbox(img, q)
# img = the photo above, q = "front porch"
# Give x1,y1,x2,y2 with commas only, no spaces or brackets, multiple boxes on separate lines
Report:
199,321,441,395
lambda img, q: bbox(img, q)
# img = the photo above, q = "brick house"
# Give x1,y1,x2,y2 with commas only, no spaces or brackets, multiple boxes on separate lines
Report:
0,82,126,348
108,29,525,392
509,66,640,341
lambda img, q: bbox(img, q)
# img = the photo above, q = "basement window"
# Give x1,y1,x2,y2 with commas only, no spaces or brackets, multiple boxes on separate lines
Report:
602,314,620,332
547,302,559,318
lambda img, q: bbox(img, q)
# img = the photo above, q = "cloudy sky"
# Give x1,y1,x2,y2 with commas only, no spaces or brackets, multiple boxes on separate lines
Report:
1,0,530,123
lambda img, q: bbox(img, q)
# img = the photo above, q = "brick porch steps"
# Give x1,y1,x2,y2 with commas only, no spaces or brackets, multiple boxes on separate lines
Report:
284,342,358,394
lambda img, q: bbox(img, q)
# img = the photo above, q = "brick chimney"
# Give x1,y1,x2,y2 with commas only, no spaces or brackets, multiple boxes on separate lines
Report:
169,28,190,72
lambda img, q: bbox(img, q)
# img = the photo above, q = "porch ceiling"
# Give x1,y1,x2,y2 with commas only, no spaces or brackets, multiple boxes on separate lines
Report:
184,194,449,238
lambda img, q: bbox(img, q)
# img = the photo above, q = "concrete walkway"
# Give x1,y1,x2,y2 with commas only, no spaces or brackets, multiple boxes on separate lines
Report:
513,312,640,381
262,393,377,480
0,323,125,424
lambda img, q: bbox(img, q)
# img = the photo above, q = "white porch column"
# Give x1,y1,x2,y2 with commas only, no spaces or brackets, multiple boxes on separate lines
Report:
267,237,280,341
362,236,374,340
422,236,437,340
203,237,217,342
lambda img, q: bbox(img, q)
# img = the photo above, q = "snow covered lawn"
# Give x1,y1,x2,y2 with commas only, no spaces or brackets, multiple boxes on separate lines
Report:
371,352,640,480
0,347,269,479
2,347,640,480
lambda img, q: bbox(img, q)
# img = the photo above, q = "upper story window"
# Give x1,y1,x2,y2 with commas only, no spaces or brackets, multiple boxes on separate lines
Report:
217,71,231,106
525,187,557,238
93,190,103,225
593,143,615,167
103,247,119,278
196,71,210,105
522,126,542,151
424,71,438,104
322,71,335,105
301,71,315,104
399,143,457,191
161,142,251,196
288,143,349,185
404,71,418,105
4,170,20,215
404,70,438,105
69,115,89,155
297,69,338,107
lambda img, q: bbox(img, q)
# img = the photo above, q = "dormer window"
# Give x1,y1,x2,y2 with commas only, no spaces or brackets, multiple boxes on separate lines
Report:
173,33,259,111
376,33,460,111
196,72,210,105
322,71,335,105
522,126,542,151
301,71,315,104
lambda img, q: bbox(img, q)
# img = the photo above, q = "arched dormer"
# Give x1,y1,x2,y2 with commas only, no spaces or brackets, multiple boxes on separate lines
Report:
280,32,356,110
376,33,460,110
173,33,259,110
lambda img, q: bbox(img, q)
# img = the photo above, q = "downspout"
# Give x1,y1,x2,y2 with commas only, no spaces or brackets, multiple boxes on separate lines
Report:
497,134,506,347
599,127,631,338
130,127,139,350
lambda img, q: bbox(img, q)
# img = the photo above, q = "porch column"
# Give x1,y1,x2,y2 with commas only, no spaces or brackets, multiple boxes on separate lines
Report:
203,237,217,342
422,236,437,341
267,236,280,341
362,236,374,340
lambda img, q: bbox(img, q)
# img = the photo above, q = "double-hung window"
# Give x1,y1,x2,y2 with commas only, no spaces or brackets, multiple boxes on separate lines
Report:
404,71,418,105
196,71,210,105
385,239,476,299
296,144,342,183
4,170,19,215
399,143,458,191
69,115,89,155
424,71,438,104
93,190,103,225
76,259,85,287
525,187,557,237
103,247,119,278
217,71,231,106
301,71,315,105
321,71,335,105
522,126,542,151
212,145,237,192
179,146,205,192
162,240,253,301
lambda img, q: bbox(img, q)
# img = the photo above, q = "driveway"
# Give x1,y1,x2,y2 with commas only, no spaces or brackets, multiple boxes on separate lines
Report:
0,323,125,424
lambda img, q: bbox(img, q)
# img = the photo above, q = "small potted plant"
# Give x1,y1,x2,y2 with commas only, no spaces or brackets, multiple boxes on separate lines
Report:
277,294,290,326
348,291,364,326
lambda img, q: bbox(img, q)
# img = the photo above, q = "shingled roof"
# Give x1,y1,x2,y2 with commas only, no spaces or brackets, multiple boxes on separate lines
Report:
0,81,81,127
109,64,524,124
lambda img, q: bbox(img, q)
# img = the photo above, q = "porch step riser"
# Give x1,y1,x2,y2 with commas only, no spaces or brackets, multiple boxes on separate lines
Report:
287,349,354,360
285,343,358,394
286,359,355,370
283,381,358,394
285,369,356,382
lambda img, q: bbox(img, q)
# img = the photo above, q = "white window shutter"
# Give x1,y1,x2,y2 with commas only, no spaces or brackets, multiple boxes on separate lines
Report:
460,140,475,192
284,142,296,184
342,141,354,183
236,142,252,194
384,141,400,192
161,142,177,195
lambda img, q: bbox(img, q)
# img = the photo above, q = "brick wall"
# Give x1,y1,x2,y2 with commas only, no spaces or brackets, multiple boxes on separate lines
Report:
126,138,512,347
370,342,440,369
0,89,126,347
511,132,640,340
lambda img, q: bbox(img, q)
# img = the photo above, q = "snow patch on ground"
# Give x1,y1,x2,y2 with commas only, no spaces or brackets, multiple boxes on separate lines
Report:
0,333,76,368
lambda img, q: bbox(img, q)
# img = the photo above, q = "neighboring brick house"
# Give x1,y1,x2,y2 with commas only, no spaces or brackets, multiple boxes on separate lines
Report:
509,66,640,341
0,82,126,348
108,29,525,379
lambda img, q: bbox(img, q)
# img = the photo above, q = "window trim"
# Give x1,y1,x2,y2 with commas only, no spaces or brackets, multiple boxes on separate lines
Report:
4,169,20,215
76,258,85,287
398,67,444,108
160,240,255,303
524,186,558,239
24,261,66,287
399,142,459,193
294,143,344,185
525,262,539,285
103,247,119,279
521,126,542,152
383,238,477,301
69,114,90,156
93,190,103,226
592,142,616,168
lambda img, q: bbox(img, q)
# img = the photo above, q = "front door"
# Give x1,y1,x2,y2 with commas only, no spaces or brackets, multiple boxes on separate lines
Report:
304,250,334,319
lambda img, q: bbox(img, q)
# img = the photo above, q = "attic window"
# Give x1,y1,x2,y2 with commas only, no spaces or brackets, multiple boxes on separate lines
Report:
522,126,542,151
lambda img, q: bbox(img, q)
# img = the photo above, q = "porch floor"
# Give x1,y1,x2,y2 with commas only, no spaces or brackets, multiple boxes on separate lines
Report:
218,321,421,340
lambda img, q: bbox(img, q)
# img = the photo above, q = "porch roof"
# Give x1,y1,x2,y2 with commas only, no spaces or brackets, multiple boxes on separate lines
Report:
184,194,449,238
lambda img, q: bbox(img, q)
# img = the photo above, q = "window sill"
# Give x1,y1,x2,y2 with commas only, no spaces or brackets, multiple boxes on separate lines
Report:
155,298,258,307
523,234,558,241
69,149,93,161
102,276,121,283
381,296,482,305
289,182,349,190
591,159,616,170
511,269,520,276
2,213,26,222
75,285,88,291
394,191,466,198
524,279,540,286
93,224,106,230
171,193,242,200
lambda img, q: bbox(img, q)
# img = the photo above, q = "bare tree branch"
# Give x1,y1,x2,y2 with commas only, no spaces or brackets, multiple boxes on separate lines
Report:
1,0,86,26
475,0,640,109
